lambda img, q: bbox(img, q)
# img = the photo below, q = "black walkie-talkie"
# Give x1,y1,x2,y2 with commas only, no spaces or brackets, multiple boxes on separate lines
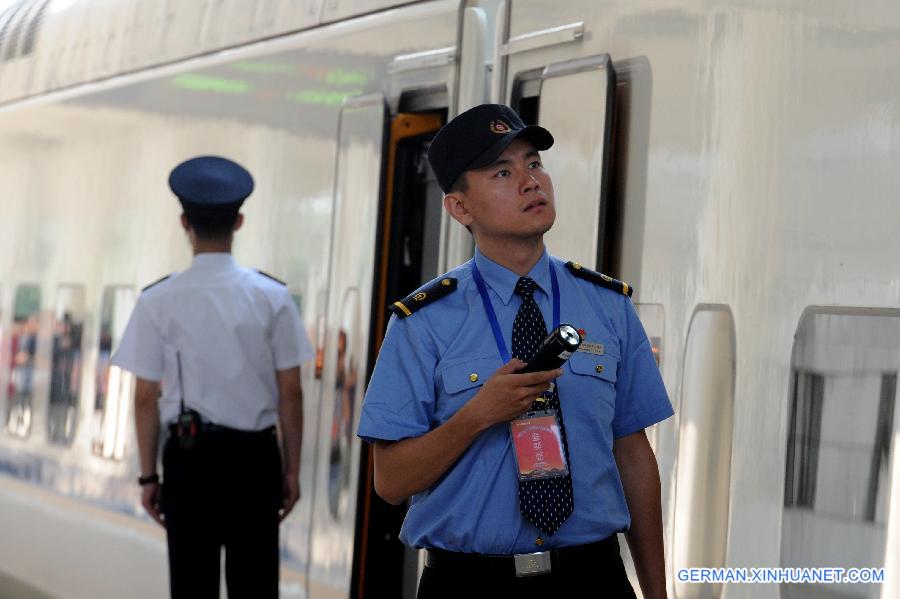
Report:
518,324,582,374
175,352,201,449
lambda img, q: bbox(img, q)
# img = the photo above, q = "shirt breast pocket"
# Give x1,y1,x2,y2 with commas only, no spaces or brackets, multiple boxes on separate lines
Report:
435,355,501,423
566,350,619,408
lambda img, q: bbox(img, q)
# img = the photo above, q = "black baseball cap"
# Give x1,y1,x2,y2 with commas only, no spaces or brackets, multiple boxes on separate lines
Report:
427,104,554,193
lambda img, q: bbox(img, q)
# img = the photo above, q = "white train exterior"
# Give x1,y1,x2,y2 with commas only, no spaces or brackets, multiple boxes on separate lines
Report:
0,1,898,598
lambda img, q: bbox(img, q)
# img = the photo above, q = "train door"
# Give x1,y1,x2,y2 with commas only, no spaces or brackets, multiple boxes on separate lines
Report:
350,44,467,597
343,7,496,592
308,94,448,599
495,2,617,272
308,94,388,598
353,110,445,599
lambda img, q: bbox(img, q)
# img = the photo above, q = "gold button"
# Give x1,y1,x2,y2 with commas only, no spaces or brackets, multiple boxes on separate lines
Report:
595,364,604,374
441,278,451,286
469,373,478,383
535,537,544,546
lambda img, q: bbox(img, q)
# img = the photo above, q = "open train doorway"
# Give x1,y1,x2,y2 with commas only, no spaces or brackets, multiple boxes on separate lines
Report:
353,111,444,599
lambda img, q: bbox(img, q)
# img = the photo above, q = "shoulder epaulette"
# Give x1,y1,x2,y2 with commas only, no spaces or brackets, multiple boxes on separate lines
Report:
565,262,633,297
256,270,286,286
141,274,171,292
389,277,457,318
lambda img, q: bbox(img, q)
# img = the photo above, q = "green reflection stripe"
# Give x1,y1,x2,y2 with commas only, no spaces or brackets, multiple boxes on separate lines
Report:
172,74,252,94
325,68,369,86
292,89,362,106
232,61,295,74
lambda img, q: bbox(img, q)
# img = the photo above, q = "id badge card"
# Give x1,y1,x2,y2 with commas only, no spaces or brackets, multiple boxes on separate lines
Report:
510,409,570,481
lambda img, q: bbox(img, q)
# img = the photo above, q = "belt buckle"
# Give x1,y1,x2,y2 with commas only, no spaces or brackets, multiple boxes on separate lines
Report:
513,551,551,577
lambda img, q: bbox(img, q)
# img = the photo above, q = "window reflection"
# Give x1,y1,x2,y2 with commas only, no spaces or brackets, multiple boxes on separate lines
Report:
48,285,86,446
92,287,135,460
314,289,327,381
782,311,899,598
785,372,824,509
6,285,40,437
329,287,360,518
673,307,734,599
635,303,664,369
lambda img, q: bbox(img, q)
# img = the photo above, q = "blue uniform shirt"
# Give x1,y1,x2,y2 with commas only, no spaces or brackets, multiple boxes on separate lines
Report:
358,248,673,554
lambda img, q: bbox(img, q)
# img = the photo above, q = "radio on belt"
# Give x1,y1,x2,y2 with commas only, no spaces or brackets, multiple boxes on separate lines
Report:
518,324,582,373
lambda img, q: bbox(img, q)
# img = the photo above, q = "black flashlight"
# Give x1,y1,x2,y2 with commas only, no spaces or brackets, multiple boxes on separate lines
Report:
518,324,582,374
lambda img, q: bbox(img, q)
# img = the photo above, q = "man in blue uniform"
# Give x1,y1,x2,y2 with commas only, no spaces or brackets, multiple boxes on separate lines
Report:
112,156,314,598
358,104,673,597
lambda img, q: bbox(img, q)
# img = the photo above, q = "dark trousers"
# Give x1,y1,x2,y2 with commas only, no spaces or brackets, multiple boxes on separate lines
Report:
417,536,636,598
162,427,283,599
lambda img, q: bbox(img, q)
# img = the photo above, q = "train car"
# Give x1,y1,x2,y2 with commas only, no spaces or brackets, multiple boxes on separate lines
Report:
0,1,898,598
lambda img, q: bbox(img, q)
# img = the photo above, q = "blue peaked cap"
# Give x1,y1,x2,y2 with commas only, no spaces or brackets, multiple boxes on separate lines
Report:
169,156,254,217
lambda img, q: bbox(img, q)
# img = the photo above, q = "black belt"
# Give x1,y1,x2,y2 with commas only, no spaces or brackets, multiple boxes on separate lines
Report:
425,535,620,577
167,423,276,436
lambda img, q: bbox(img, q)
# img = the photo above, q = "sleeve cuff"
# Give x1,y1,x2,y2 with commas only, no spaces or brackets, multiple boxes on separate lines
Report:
357,419,429,446
275,349,316,370
612,403,674,439
110,360,162,383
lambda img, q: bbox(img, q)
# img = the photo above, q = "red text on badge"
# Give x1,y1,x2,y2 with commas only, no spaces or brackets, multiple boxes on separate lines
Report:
510,414,568,481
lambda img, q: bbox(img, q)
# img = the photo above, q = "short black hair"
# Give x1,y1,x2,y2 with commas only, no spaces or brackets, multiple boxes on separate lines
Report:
447,173,472,234
186,212,239,240
449,172,469,194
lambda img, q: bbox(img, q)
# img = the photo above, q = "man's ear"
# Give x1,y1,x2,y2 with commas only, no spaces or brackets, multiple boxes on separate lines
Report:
180,213,190,231
443,192,474,228
233,213,244,232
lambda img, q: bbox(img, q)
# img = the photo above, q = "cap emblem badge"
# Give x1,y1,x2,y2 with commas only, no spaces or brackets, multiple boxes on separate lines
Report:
489,120,512,134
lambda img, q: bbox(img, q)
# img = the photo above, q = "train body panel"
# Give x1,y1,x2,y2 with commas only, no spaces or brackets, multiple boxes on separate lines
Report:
0,0,439,105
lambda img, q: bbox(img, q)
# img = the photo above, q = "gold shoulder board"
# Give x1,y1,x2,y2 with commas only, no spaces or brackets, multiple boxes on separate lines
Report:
389,277,458,318
564,262,633,297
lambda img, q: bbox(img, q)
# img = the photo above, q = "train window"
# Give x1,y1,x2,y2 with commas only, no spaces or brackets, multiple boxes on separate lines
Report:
512,54,616,270
329,287,361,519
91,286,136,460
48,285,86,446
673,306,735,599
5,284,41,438
781,310,899,598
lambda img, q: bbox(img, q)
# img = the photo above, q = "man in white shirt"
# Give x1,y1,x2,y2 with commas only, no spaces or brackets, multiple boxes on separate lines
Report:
112,156,314,598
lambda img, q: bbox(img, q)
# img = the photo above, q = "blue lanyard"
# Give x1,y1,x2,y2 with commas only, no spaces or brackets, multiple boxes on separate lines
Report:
471,259,560,364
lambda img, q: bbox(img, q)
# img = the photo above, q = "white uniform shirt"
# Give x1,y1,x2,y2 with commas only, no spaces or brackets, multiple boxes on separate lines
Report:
112,253,314,430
